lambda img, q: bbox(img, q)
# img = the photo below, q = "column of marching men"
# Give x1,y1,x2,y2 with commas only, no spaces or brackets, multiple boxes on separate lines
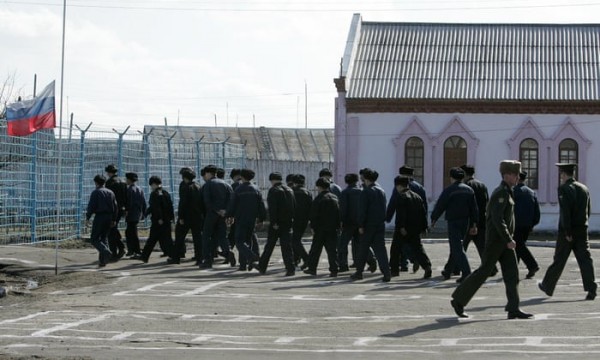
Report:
85,161,596,319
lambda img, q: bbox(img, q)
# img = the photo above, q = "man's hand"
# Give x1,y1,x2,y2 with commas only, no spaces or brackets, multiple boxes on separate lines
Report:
217,210,226,217
358,227,364,235
400,228,408,236
158,219,164,225
272,223,279,230
255,221,263,230
566,235,573,242
469,226,478,236
179,219,185,225
507,240,516,249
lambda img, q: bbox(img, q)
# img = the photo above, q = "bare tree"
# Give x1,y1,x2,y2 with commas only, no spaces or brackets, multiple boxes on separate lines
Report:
0,71,21,119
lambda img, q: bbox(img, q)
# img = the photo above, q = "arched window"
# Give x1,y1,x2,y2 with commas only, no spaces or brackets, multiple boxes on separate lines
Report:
405,137,424,184
559,138,578,178
443,136,467,187
520,138,539,189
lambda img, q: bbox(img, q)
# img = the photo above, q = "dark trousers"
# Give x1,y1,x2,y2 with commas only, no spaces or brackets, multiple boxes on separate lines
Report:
390,229,431,273
307,229,339,273
236,222,259,267
450,222,493,274
292,223,309,265
125,221,141,255
91,213,113,265
259,225,295,273
443,218,471,279
201,213,227,266
355,225,390,277
452,240,520,312
514,226,539,271
141,221,172,261
173,219,202,262
338,225,375,268
541,227,597,296
108,212,125,255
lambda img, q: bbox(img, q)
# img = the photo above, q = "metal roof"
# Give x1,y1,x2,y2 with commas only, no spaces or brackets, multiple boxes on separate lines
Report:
343,14,600,101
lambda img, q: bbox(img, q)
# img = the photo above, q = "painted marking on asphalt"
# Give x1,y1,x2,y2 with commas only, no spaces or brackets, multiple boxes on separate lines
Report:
175,281,229,297
111,332,136,341
0,312,50,325
274,337,298,344
353,337,378,346
523,337,544,345
30,314,110,337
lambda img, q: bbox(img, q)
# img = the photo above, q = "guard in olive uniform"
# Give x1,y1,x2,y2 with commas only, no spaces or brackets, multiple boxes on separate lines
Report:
451,160,533,319
513,171,541,279
291,174,312,268
539,163,597,300
431,167,478,282
105,164,128,260
304,177,340,277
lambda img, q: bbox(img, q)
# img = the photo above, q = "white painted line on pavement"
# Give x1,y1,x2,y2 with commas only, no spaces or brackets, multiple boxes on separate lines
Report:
0,311,50,325
353,337,378,346
175,281,229,297
111,332,136,341
30,314,110,337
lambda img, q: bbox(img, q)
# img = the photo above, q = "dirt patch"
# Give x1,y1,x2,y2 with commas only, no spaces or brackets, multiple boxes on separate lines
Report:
33,238,94,250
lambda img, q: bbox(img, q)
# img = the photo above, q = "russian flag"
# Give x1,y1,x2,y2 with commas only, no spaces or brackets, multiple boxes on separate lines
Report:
6,80,56,137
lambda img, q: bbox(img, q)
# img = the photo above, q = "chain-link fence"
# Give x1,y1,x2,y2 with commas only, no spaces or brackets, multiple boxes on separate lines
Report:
0,124,245,245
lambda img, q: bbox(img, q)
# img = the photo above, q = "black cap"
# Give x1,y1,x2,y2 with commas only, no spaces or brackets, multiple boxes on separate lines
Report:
203,165,217,174
556,163,577,175
230,168,241,179
286,174,295,183
449,167,465,180
240,169,255,181
125,172,138,182
292,174,306,186
105,164,118,174
398,165,414,176
94,174,106,185
316,177,331,189
519,171,528,181
149,176,162,185
394,175,410,187
269,172,283,181
344,173,359,185
319,168,333,177
460,164,475,176
361,168,379,182
181,169,196,180
216,168,225,179
179,167,193,175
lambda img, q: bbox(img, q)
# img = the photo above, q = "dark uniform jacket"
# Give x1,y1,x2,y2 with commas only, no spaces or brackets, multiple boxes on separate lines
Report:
292,185,313,230
178,181,204,222
329,183,342,198
340,184,361,228
464,177,488,226
391,189,428,235
431,181,479,224
310,190,340,231
146,187,174,223
513,183,541,229
86,186,118,221
106,175,128,213
558,178,591,236
227,182,266,225
125,184,147,222
388,180,428,222
203,177,233,214
486,181,515,244
358,182,387,228
267,183,295,228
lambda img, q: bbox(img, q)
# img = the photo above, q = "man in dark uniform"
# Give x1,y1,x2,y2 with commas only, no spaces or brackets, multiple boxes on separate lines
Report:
431,167,478,282
86,175,117,268
319,168,342,198
539,163,597,300
105,164,128,260
451,160,533,319
170,168,204,265
227,168,242,249
227,169,266,271
257,172,296,276
513,171,541,279
291,174,312,269
304,177,340,277
124,172,146,259
140,176,174,263
350,168,391,282
199,165,235,269
387,176,432,279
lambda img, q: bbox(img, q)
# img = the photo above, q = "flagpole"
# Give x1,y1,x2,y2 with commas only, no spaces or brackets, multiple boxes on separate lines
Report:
55,0,67,276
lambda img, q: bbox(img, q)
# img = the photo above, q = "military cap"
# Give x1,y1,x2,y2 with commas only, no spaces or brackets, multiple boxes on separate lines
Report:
292,174,306,186
449,167,465,180
125,172,138,182
460,164,475,176
399,165,414,176
240,169,255,181
179,167,193,175
319,168,333,177
361,168,379,182
315,177,331,189
269,172,283,181
216,168,225,179
230,168,241,179
344,173,359,185
93,174,107,185
104,164,118,174
286,174,295,184
499,160,521,175
394,175,410,187
556,163,577,175
149,176,162,185
519,171,528,181
203,165,217,174
181,169,196,180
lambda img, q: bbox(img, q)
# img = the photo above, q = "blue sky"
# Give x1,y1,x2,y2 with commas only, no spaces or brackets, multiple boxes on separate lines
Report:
1,0,599,132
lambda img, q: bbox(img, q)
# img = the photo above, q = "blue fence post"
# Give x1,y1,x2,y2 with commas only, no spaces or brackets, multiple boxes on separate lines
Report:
142,128,153,228
195,136,204,174
29,132,37,243
75,123,92,239
166,131,177,194
113,126,131,176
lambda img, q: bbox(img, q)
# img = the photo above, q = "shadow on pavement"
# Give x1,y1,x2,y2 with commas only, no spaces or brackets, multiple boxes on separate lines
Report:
381,318,499,338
